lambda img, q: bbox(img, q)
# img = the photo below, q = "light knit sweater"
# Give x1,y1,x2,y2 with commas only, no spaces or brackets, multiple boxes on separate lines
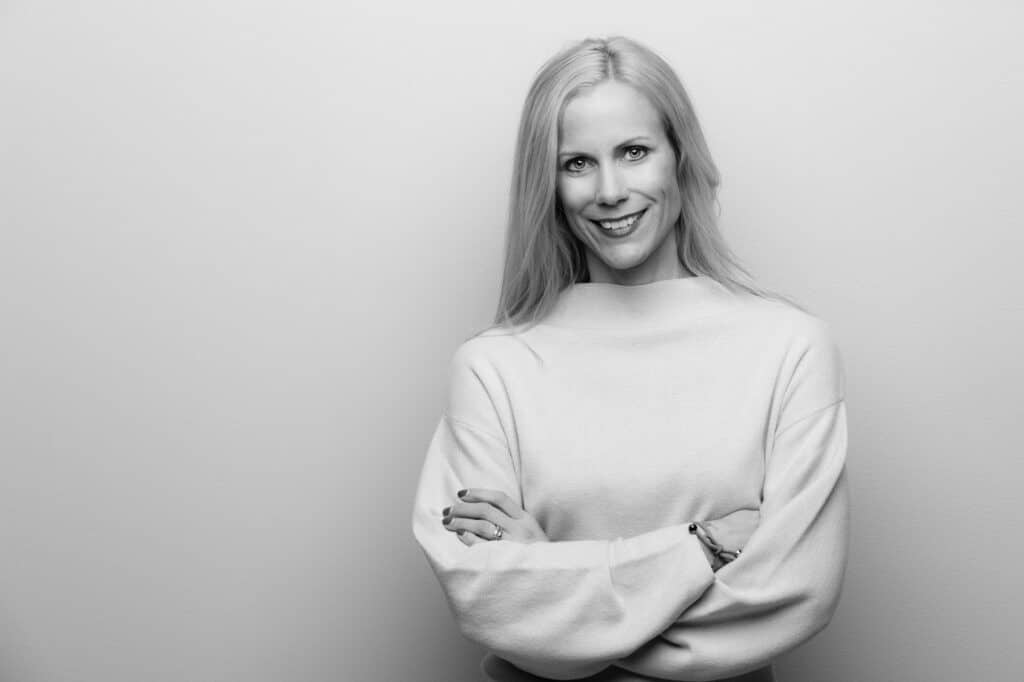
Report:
411,275,849,681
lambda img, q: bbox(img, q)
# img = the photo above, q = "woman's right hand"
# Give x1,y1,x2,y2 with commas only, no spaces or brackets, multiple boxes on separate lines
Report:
698,507,760,570
442,488,550,545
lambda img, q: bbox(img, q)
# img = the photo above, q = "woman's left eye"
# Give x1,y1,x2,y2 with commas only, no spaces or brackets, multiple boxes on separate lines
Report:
625,146,648,160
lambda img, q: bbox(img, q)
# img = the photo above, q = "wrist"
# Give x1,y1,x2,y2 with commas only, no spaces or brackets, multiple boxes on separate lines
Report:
689,522,739,571
689,523,720,571
696,537,722,571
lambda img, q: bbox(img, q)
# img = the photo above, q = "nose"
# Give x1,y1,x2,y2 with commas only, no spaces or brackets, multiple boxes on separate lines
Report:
595,164,628,206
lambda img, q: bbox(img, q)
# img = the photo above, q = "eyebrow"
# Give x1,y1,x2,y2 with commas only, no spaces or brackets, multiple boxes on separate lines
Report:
558,136,655,159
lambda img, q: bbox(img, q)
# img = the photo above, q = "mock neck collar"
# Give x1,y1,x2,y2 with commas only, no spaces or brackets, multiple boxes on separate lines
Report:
540,274,739,331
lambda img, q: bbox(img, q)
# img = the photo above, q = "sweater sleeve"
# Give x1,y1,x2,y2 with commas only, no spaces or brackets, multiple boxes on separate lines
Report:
411,340,716,680
612,319,851,682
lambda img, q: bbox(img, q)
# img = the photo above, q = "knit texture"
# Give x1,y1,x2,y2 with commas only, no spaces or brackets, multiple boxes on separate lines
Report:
411,275,849,681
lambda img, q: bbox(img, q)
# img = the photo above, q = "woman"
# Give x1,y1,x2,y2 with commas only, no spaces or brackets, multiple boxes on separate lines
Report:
411,36,849,682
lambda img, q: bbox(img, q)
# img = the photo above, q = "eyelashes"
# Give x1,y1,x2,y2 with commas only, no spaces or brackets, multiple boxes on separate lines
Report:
623,145,648,161
564,157,589,173
561,145,650,174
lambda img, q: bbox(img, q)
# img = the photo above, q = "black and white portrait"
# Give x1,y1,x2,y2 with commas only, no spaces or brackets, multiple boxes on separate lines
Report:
3,2,1022,681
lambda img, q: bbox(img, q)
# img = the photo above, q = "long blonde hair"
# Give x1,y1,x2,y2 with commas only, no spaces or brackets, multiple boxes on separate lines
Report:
492,36,804,331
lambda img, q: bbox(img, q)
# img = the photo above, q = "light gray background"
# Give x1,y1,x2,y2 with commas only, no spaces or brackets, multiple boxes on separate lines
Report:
3,1,1023,681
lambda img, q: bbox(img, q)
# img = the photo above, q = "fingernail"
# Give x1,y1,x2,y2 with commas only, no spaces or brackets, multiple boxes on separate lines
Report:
442,516,451,525
457,489,467,498
442,506,451,516
457,529,464,535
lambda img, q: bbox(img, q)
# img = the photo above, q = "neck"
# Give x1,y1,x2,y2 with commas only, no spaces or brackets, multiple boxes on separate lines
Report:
543,275,738,331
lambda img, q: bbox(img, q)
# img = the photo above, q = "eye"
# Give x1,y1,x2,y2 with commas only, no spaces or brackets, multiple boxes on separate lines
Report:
563,157,590,173
624,145,648,161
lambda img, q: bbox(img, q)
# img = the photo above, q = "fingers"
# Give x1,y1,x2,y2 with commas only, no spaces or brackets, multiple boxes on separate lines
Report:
451,500,508,524
457,488,523,519
443,499,512,527
444,515,502,542
456,529,484,546
440,488,522,544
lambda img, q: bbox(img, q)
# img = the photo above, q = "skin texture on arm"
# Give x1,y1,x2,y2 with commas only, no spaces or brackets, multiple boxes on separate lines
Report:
410,343,717,680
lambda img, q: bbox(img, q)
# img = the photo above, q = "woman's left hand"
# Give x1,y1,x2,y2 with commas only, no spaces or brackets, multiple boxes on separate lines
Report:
441,488,549,545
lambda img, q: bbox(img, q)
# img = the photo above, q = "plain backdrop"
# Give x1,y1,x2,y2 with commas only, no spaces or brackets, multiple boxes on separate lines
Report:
3,1,1023,681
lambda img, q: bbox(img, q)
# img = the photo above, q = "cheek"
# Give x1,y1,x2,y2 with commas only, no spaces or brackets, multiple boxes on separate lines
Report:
664,175,682,210
557,178,592,215
640,159,678,200
647,164,681,216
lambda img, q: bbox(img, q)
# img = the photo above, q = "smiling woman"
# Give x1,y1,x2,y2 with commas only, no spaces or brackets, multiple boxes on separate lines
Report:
556,80,685,285
411,36,849,682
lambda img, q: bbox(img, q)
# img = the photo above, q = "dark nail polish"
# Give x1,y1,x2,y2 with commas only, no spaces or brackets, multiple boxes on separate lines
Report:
457,489,467,498
442,516,451,524
442,506,451,516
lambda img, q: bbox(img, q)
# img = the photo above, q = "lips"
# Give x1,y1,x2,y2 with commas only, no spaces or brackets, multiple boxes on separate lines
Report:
589,209,647,230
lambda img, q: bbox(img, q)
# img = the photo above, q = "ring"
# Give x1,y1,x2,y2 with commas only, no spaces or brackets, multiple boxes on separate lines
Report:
492,524,504,541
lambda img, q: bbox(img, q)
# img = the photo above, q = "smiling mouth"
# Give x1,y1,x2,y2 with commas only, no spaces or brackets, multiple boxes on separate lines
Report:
590,209,647,231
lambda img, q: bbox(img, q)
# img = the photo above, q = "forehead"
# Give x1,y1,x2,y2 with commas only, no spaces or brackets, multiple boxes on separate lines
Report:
559,80,664,149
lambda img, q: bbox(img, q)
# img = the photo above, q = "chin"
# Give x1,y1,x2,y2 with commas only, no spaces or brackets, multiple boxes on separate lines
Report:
601,255,650,272
598,242,657,267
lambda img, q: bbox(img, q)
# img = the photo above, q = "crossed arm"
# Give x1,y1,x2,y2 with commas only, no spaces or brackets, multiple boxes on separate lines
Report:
411,331,849,680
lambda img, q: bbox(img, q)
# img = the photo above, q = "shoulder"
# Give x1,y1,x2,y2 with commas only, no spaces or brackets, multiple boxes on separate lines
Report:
449,325,540,375
445,325,527,397
443,328,525,436
730,292,846,405
772,304,842,383
766,308,845,425
731,292,841,359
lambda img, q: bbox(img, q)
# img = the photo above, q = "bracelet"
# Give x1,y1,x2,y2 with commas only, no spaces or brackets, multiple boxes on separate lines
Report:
688,522,742,565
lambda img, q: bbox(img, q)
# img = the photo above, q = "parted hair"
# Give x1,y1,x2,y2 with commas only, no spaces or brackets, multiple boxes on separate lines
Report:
492,35,803,331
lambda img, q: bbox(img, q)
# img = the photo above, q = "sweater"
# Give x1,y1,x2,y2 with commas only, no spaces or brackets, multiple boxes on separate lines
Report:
410,274,850,681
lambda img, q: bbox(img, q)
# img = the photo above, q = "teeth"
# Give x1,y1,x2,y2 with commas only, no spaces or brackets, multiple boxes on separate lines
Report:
598,211,643,230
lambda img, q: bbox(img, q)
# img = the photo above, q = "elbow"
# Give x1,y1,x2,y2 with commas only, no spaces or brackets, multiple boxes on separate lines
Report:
800,542,848,639
769,574,845,655
800,580,844,642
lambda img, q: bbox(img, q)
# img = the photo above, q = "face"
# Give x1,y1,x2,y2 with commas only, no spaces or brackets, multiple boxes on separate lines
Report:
557,80,686,285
